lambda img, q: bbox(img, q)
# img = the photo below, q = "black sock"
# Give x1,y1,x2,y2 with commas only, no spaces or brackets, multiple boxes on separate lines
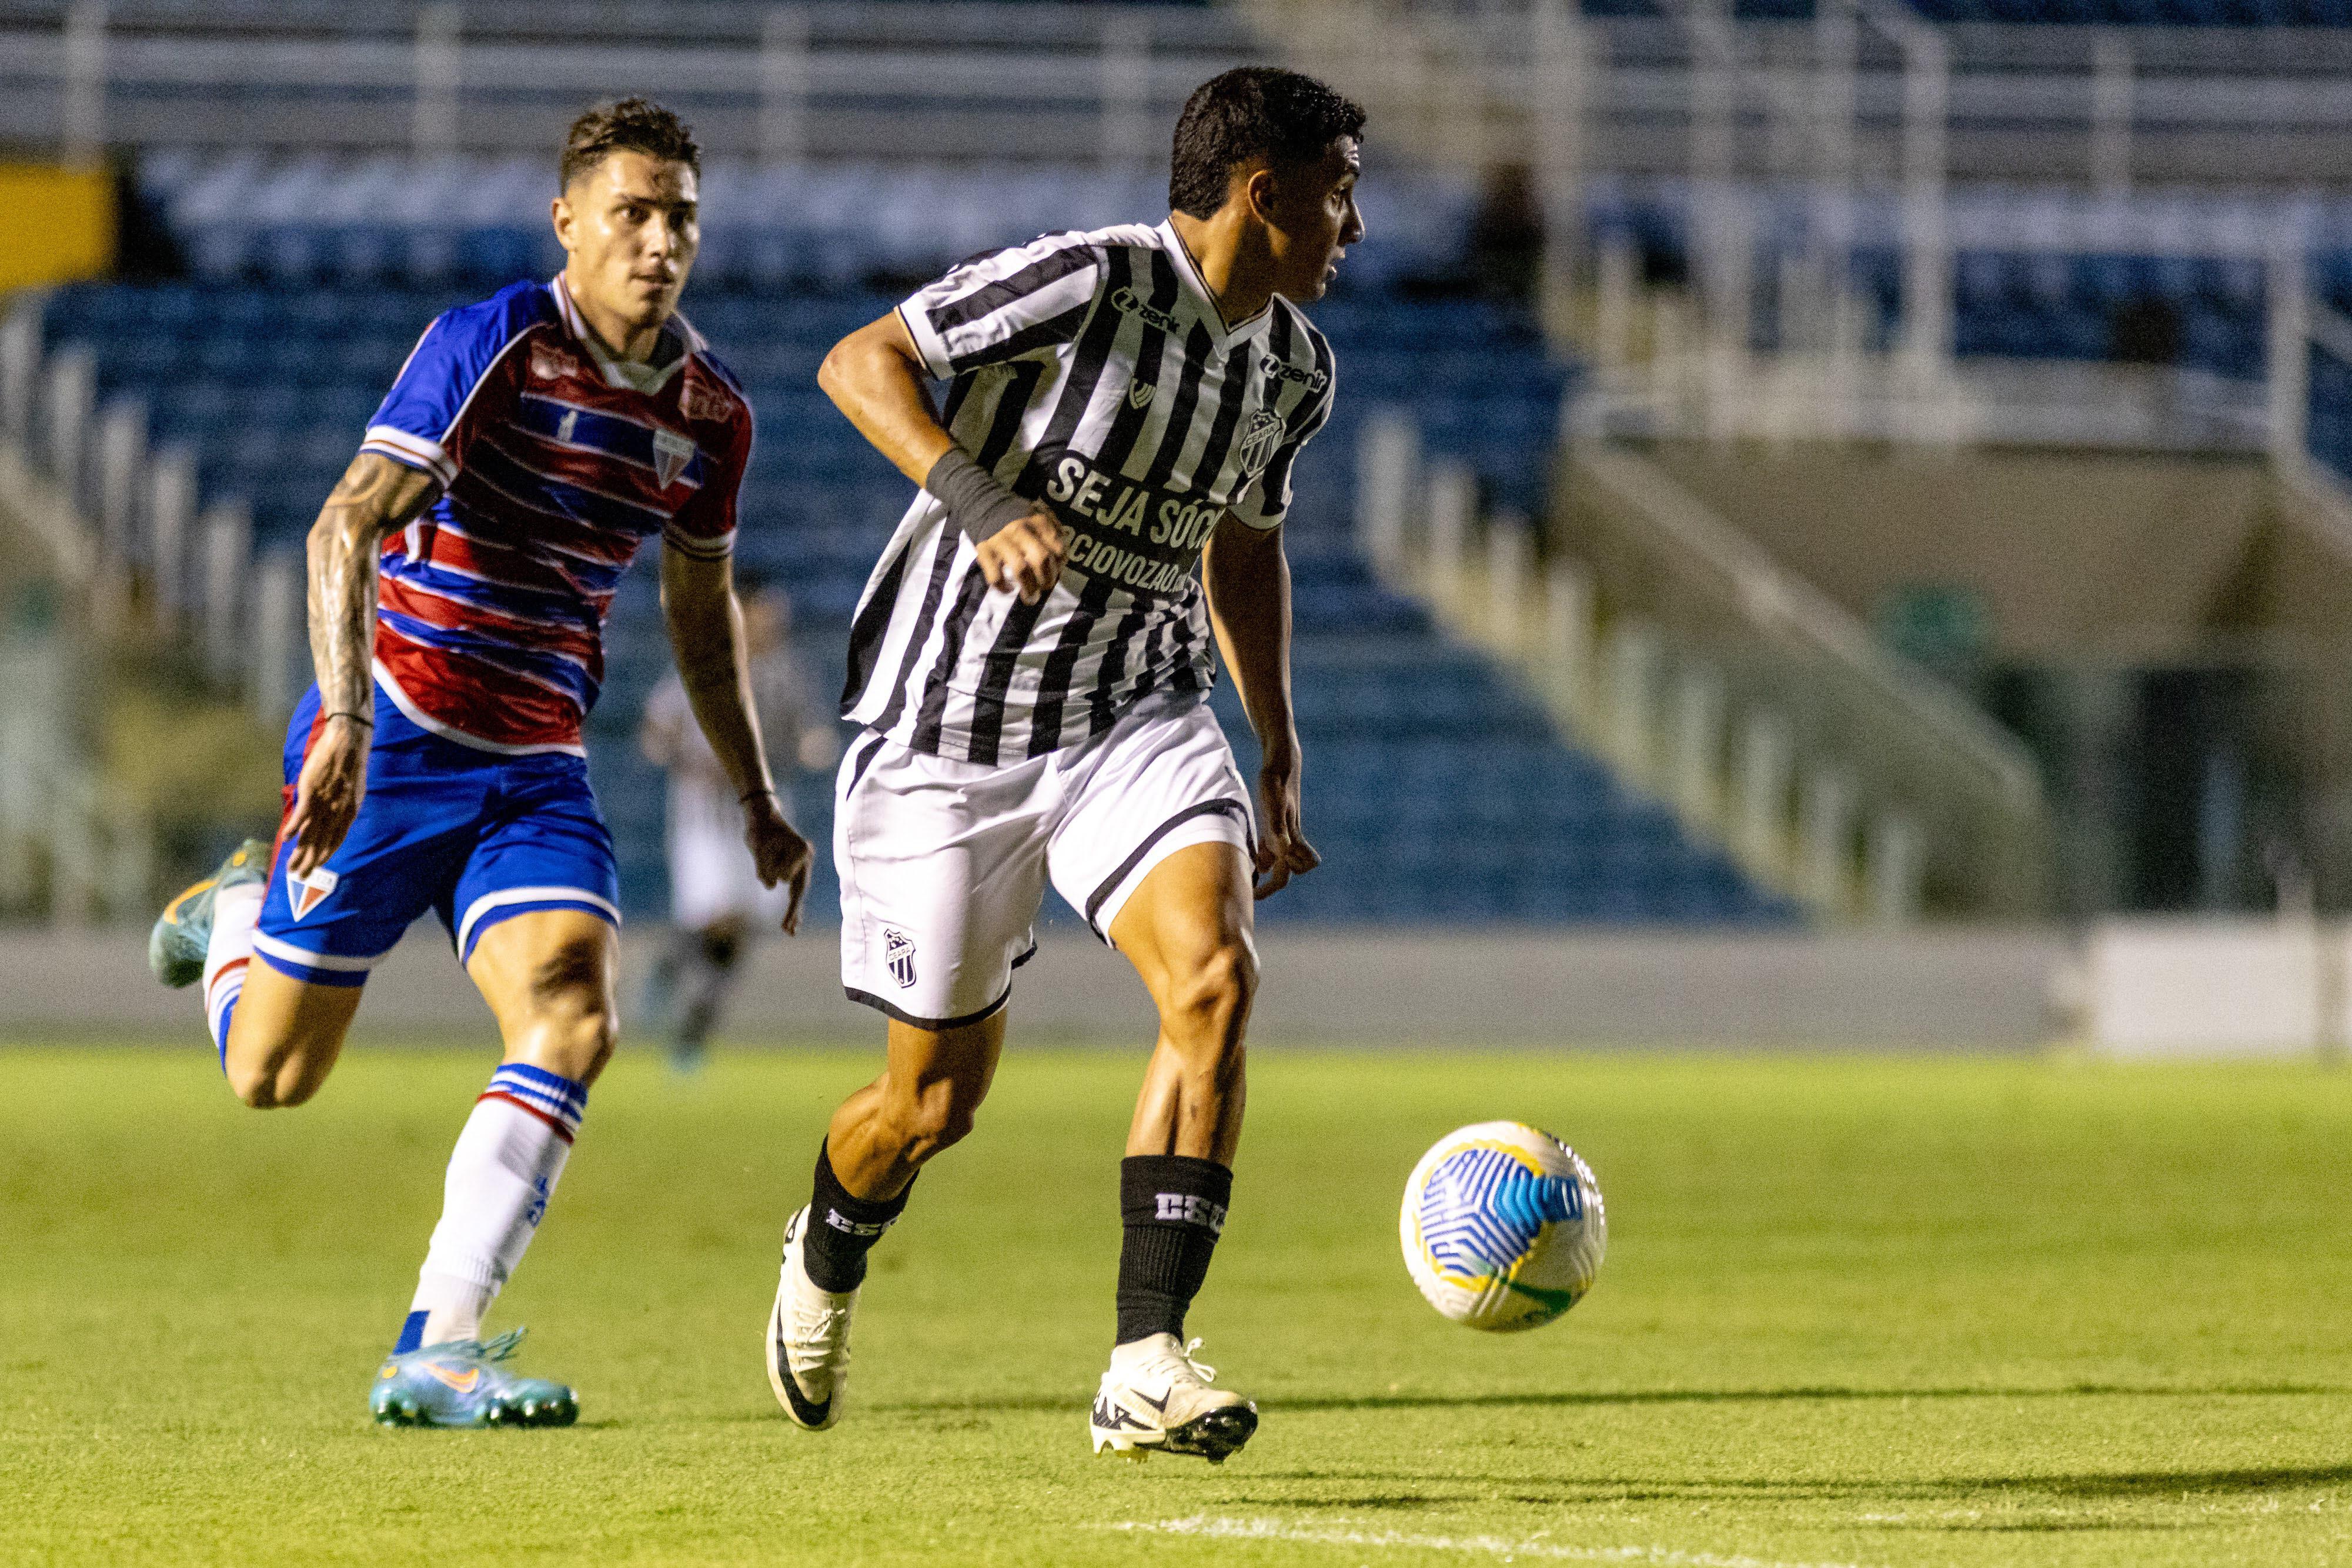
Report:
800,1141,912,1293
1116,1154,1232,1346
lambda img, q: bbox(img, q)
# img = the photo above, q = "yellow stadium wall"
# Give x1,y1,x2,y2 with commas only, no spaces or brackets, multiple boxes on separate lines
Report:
0,165,115,292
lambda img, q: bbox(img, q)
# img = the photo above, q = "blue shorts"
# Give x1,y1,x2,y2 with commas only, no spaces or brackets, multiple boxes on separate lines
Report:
252,684,620,988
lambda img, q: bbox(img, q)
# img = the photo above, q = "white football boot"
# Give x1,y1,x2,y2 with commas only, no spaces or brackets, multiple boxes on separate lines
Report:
764,1206,857,1430
1088,1333,1259,1463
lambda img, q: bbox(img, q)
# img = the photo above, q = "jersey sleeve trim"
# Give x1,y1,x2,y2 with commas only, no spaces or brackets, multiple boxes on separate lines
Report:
365,288,546,487
663,523,736,560
898,300,958,382
359,424,457,487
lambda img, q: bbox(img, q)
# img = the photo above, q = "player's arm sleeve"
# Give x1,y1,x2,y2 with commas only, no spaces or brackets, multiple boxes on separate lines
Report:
664,403,751,561
358,302,531,488
896,234,1102,380
1229,364,1339,533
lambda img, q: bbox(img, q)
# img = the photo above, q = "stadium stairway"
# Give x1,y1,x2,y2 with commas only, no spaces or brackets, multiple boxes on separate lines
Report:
38,277,1788,929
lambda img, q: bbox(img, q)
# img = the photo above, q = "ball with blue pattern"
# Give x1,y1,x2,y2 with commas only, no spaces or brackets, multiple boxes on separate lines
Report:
1399,1121,1606,1332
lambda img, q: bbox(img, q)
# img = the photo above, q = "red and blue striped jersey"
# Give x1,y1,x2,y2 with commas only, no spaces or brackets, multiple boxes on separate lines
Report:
358,275,753,755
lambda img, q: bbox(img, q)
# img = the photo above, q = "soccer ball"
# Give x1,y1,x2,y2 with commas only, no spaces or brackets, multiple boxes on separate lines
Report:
1399,1121,1606,1332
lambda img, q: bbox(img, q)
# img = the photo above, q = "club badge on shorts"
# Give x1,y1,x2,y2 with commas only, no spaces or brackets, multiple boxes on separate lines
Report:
287,865,339,922
883,927,918,989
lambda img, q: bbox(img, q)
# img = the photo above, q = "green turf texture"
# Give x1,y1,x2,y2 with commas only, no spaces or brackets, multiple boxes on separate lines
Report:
4,1045,2349,1567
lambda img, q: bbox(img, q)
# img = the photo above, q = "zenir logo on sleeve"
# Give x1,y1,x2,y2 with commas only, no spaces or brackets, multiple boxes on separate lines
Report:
1259,351,1330,394
287,866,339,922
1111,287,1184,335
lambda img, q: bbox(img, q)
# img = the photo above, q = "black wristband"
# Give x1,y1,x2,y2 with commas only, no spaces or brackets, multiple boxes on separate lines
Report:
326,711,373,727
925,446,1035,545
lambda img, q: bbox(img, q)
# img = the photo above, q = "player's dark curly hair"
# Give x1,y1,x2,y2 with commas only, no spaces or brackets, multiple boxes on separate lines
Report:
560,97,700,190
1167,68,1365,220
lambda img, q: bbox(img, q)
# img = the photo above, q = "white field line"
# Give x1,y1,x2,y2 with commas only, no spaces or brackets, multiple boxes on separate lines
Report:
1105,1516,1886,1568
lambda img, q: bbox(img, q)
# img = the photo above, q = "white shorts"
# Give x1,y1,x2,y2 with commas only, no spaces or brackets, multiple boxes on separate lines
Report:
835,692,1255,1029
667,774,792,931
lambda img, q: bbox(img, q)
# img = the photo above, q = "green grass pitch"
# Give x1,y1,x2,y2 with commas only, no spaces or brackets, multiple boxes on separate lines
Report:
4,1044,2350,1566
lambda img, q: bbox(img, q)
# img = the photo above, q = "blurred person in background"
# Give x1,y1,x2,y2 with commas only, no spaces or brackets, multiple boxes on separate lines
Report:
639,578,838,1070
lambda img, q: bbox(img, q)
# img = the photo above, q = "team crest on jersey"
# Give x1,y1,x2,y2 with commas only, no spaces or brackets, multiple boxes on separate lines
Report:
1235,409,1285,477
531,343,582,382
286,865,339,922
1127,380,1155,410
651,427,696,487
883,927,918,989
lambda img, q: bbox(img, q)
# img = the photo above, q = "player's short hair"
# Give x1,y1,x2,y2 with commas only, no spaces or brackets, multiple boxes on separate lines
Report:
1168,68,1365,220
560,97,700,191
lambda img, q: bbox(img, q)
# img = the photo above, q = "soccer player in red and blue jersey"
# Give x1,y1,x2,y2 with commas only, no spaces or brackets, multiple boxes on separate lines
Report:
146,99,811,1427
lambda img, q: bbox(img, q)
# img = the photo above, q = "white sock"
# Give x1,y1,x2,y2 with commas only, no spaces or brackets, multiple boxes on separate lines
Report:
201,882,265,1067
397,1064,587,1350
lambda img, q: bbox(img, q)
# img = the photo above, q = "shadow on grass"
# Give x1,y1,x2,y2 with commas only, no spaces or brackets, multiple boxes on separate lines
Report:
1233,1463,2352,1507
877,1382,2344,1416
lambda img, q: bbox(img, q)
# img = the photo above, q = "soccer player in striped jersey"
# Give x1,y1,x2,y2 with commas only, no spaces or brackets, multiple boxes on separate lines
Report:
145,99,814,1427
763,68,1363,1463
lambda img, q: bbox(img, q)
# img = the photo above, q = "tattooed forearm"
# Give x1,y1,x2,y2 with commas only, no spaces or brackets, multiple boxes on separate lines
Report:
305,453,442,720
660,546,775,803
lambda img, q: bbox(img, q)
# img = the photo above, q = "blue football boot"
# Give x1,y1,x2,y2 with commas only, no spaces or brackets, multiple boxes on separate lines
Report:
148,837,270,988
369,1328,580,1429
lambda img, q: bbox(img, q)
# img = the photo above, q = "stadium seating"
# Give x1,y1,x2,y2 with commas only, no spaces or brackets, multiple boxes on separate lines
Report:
40,260,1787,929
1584,180,2352,383
137,155,1479,297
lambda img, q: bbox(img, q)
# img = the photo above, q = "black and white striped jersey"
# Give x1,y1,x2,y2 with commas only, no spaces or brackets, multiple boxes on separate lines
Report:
838,218,1337,764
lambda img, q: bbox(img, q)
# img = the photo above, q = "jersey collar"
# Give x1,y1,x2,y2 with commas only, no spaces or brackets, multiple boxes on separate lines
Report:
1157,219,1272,349
550,274,693,395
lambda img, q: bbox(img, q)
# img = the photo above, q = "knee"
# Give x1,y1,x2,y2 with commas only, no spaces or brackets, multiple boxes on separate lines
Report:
527,943,617,1081
1163,941,1258,1049
887,1076,984,1165
226,1052,322,1111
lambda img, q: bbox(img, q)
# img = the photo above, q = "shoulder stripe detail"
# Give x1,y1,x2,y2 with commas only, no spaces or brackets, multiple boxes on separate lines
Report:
1013,246,1135,498
928,240,1100,336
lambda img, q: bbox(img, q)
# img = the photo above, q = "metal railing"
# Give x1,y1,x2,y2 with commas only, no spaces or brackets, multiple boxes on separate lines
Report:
1355,402,2040,922
1,1,1258,163
1559,442,2048,918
